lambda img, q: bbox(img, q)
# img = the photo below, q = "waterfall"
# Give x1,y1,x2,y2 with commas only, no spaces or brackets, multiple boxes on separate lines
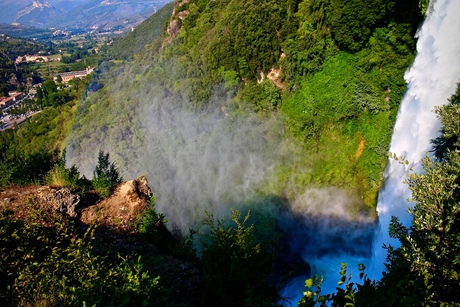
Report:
368,0,460,280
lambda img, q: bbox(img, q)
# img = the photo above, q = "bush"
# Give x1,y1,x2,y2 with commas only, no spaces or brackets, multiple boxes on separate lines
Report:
137,196,166,239
200,210,280,306
0,206,167,307
138,197,197,259
91,173,112,198
91,151,122,198
45,164,80,189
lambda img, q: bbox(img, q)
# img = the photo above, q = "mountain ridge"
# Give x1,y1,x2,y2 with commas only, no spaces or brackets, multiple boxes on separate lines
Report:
1,0,171,32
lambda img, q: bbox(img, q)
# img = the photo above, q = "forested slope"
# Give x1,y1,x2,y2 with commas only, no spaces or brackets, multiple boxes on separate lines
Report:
111,2,175,60
67,0,422,219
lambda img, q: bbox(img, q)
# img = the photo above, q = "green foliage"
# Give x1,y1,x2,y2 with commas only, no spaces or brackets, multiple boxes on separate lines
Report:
281,0,338,80
45,163,80,189
91,151,122,198
327,0,394,52
137,197,167,241
137,196,196,259
431,83,460,160
419,0,430,16
0,37,48,93
298,275,328,307
0,37,45,60
0,72,90,188
200,210,280,306
280,52,396,206
0,205,165,307
386,151,460,305
0,160,14,188
0,95,83,188
298,263,378,307
93,150,122,185
91,174,111,198
44,152,85,190
2,150,57,186
111,2,174,60
237,80,281,113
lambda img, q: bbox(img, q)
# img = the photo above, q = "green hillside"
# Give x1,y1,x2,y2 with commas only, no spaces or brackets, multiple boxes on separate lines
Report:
111,2,175,60
67,0,422,217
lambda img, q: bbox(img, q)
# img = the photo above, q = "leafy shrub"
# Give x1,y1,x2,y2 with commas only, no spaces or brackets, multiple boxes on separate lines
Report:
137,196,167,239
0,205,167,307
91,173,112,198
45,163,80,189
91,151,122,198
200,210,280,306
138,196,197,259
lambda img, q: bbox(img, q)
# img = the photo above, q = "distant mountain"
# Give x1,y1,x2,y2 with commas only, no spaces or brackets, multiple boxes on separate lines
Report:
0,0,86,25
14,1,63,28
49,0,89,12
48,0,171,32
0,0,36,24
0,0,171,33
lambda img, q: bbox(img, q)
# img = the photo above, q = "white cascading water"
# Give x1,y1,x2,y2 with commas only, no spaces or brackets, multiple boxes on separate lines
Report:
368,0,460,280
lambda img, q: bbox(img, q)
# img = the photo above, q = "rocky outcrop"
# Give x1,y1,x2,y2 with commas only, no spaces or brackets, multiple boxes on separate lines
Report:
80,176,152,232
14,0,61,28
37,187,80,218
163,0,190,47
16,1,54,20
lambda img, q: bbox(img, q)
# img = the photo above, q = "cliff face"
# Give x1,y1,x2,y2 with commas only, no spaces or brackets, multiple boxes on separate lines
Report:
164,0,190,46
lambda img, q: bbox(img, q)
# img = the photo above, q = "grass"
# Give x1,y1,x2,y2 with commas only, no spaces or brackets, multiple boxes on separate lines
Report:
279,52,396,210
45,164,78,189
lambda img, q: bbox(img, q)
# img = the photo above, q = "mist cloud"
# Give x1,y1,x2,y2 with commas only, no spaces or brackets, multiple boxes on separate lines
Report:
66,60,285,230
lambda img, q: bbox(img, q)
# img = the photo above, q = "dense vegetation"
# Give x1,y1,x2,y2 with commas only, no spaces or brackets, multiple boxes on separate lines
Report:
0,207,165,307
0,24,58,40
0,37,45,95
0,74,91,188
111,2,175,60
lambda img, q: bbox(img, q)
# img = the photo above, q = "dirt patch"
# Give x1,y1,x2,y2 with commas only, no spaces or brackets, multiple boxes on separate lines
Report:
354,139,366,160
80,179,150,233
267,68,286,91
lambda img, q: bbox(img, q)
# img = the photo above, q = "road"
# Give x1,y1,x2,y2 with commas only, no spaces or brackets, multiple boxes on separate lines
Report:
0,111,41,132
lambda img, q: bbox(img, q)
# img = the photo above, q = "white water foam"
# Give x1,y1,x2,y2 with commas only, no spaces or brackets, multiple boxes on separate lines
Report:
368,0,460,280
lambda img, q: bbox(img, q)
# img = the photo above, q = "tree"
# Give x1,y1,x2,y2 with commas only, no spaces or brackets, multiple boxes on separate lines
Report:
383,84,460,305
92,151,122,198
200,210,280,306
431,82,460,160
386,151,460,305
93,150,122,185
